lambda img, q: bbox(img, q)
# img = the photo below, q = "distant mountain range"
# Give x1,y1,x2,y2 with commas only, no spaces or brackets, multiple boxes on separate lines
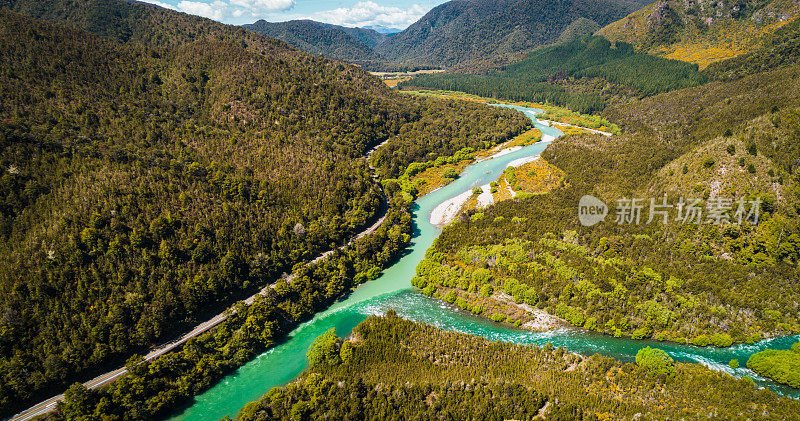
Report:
374,0,653,68
242,0,653,70
363,25,402,34
244,19,390,68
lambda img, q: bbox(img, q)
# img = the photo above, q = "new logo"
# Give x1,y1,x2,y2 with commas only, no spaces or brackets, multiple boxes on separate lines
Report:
578,195,608,227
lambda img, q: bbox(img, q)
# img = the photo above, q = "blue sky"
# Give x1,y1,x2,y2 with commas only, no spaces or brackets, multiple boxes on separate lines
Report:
143,0,448,28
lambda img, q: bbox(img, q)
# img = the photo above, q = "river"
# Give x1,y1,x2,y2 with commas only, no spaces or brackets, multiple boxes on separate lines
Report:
168,104,800,421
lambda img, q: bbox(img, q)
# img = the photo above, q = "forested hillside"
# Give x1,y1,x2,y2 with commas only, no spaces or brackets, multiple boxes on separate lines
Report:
375,0,652,68
243,20,393,70
0,1,530,415
402,36,706,113
414,59,800,345
238,314,800,420
598,0,800,69
705,16,800,81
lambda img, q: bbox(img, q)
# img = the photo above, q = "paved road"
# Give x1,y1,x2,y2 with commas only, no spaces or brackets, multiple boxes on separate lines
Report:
9,147,390,421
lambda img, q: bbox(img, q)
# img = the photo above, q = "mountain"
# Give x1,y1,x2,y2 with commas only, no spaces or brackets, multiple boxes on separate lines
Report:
598,0,800,69
0,0,532,416
403,35,706,113
339,25,389,48
243,19,389,68
375,0,653,68
363,25,403,34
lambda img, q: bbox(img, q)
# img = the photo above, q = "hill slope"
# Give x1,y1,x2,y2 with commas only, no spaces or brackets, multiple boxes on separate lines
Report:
402,35,706,113
598,0,800,69
375,0,652,68
0,1,531,415
705,16,800,80
243,19,390,69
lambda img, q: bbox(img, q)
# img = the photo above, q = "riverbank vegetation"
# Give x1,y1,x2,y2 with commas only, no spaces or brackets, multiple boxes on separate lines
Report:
503,159,567,196
414,54,800,345
239,313,800,420
396,127,544,198
747,340,800,388
405,89,622,134
0,2,531,416
537,105,620,135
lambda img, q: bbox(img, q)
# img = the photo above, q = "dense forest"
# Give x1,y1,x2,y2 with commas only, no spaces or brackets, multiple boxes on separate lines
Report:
238,313,800,420
50,206,413,420
402,36,707,113
412,53,800,344
375,0,651,68
0,2,530,416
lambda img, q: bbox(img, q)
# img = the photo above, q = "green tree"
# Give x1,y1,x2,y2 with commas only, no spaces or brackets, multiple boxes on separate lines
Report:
636,347,675,377
307,328,342,369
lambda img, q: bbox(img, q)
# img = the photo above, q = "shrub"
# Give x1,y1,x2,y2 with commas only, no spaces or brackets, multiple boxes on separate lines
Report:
490,313,507,323
442,168,459,179
747,347,800,388
691,335,710,347
636,347,676,377
307,329,342,369
711,333,733,347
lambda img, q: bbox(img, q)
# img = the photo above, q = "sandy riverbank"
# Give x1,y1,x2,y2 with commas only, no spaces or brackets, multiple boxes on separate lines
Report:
429,138,555,226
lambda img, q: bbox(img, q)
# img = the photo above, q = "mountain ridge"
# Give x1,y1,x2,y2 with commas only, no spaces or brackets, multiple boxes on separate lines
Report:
375,0,653,68
0,1,532,416
242,19,382,67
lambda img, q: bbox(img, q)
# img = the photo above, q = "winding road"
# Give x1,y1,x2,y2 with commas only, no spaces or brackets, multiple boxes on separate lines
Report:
8,144,391,421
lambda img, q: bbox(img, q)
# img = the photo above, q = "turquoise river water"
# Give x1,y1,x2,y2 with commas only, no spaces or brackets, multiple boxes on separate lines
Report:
168,104,800,420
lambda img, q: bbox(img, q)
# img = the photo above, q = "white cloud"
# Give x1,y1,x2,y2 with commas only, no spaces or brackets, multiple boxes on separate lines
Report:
313,1,426,28
142,0,179,11
141,0,294,22
228,0,294,12
177,1,228,20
